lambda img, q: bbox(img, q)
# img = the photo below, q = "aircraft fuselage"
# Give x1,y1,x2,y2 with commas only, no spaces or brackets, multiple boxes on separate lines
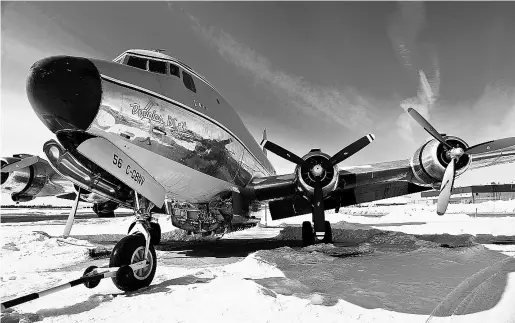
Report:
27,50,276,204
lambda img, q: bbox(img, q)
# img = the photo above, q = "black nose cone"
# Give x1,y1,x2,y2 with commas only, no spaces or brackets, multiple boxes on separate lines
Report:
26,56,102,133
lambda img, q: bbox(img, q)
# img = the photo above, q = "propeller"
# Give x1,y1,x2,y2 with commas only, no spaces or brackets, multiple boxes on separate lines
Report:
328,134,376,166
407,108,451,149
1,156,40,173
407,108,515,214
437,158,455,215
263,133,375,169
264,134,375,241
262,140,305,165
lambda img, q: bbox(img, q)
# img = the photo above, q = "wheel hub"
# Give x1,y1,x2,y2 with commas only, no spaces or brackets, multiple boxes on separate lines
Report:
311,164,324,177
130,246,152,280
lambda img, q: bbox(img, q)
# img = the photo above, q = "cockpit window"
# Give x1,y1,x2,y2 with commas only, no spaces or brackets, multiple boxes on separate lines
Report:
169,63,180,78
113,55,125,64
127,56,147,70
148,60,167,74
182,71,196,93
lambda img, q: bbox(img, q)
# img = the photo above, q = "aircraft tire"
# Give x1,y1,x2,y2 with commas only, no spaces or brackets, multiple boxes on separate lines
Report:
110,233,157,292
302,221,315,247
322,221,332,244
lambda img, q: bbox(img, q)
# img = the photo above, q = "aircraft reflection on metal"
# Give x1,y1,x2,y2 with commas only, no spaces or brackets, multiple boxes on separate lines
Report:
2,49,515,295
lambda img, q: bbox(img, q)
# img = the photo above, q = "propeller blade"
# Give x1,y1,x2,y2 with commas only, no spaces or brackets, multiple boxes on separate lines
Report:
407,108,452,149
263,140,305,165
1,156,40,173
312,178,326,236
437,159,455,216
328,134,375,167
465,137,515,155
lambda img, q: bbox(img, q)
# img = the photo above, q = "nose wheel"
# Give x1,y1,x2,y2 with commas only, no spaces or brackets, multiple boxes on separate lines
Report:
110,233,157,291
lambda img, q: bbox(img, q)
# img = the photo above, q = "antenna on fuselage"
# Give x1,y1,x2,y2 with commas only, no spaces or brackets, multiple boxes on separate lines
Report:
150,48,167,54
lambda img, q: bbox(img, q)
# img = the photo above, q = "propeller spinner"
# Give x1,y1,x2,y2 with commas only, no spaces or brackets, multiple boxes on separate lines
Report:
407,108,515,215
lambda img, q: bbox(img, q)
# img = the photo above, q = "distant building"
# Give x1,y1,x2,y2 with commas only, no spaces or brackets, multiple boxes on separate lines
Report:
420,184,515,204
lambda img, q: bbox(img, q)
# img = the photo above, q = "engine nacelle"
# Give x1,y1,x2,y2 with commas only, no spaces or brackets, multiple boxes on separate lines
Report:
1,157,49,202
296,150,339,197
410,136,471,187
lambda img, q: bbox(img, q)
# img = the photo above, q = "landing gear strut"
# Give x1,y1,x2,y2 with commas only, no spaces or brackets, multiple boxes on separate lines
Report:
128,220,161,245
302,220,332,247
112,193,158,291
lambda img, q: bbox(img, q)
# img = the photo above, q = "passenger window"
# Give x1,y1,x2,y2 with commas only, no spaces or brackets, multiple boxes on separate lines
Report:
169,63,180,77
182,71,196,93
127,56,147,71
148,60,167,74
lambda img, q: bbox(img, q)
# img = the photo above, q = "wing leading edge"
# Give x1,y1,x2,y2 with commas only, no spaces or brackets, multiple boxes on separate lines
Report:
247,146,515,220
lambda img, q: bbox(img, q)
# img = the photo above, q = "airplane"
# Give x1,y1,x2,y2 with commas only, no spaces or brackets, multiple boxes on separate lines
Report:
2,49,515,292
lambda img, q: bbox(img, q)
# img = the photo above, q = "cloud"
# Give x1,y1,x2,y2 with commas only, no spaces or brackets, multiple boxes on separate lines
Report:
387,2,441,142
464,84,515,141
397,69,439,142
185,14,374,130
387,2,426,71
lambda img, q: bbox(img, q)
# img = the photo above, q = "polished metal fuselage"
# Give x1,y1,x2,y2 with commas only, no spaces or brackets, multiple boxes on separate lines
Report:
83,58,275,203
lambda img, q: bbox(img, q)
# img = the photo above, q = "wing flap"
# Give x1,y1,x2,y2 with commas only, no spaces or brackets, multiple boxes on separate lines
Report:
267,181,430,220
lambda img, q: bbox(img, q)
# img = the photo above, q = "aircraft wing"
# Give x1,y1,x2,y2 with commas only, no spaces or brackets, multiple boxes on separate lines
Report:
468,146,515,170
265,180,431,220
337,160,415,189
249,146,515,220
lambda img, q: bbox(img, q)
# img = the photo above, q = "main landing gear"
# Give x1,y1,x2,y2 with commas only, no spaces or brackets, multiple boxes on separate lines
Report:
261,135,376,248
302,220,332,247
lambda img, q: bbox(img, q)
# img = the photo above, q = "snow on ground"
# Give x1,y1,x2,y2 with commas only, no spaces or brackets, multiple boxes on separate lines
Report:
1,203,515,323
263,200,515,237
0,207,93,216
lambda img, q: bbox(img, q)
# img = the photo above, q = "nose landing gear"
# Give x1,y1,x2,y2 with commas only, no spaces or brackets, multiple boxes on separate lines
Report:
112,192,158,291
110,233,157,291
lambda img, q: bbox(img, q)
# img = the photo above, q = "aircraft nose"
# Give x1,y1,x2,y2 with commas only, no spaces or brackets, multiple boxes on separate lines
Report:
26,56,102,133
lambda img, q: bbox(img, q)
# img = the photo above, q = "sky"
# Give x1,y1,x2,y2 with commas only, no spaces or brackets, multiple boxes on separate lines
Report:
1,1,515,204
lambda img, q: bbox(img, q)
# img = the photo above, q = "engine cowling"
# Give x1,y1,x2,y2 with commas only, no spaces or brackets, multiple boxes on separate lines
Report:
410,136,471,187
296,150,339,197
1,157,49,202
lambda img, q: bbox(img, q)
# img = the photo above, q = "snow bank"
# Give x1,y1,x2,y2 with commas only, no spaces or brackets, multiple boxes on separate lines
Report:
0,207,93,216
0,228,107,302
0,249,427,323
341,200,515,216
274,222,487,250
